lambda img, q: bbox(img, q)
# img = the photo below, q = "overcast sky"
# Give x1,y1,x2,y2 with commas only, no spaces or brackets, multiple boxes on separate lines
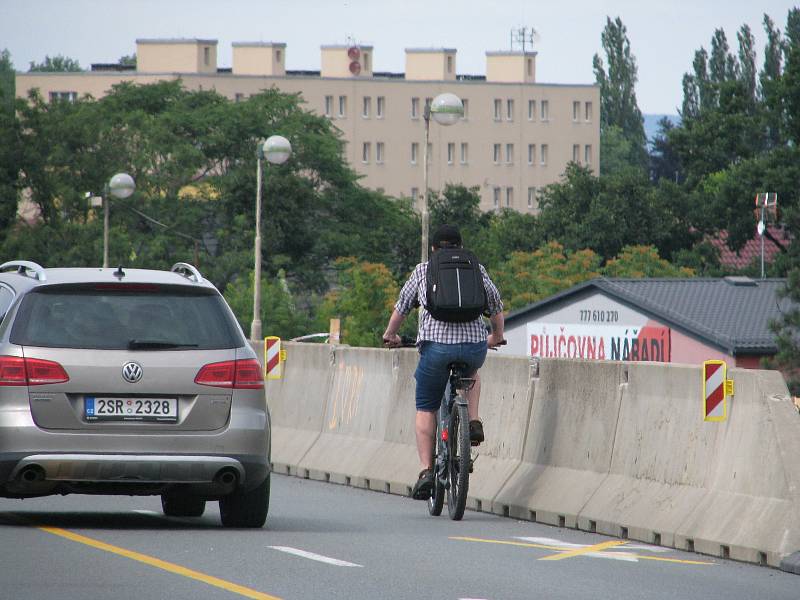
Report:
1,0,797,114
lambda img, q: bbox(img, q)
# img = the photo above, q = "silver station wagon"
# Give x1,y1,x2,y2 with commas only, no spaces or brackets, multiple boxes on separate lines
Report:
0,261,271,527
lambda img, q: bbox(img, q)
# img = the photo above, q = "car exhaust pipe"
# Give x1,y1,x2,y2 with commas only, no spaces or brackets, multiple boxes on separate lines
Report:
19,465,45,483
214,468,238,490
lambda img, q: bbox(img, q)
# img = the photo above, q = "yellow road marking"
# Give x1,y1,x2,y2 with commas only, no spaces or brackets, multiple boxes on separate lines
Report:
538,539,628,561
37,526,283,600
451,536,715,566
451,536,566,551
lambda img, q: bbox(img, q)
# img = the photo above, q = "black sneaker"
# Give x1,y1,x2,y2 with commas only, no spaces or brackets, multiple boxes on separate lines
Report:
469,420,484,446
411,468,434,500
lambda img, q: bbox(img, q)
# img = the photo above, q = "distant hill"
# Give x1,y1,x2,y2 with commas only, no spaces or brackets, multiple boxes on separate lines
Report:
644,114,680,147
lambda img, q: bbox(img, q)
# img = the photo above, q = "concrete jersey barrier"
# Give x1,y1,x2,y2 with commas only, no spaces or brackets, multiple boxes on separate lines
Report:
257,341,800,569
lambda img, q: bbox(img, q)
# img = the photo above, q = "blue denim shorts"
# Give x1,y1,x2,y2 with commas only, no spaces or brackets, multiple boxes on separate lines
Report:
414,341,488,412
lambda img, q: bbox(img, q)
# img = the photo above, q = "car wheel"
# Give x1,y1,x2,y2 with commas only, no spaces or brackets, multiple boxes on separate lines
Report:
219,473,270,528
161,494,206,518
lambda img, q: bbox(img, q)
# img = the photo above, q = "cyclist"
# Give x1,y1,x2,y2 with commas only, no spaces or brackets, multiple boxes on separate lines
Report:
382,224,504,500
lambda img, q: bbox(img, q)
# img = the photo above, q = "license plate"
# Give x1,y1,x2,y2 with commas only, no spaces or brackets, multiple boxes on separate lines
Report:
85,397,178,422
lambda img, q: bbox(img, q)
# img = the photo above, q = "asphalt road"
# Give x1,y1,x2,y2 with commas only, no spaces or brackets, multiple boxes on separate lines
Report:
0,473,796,600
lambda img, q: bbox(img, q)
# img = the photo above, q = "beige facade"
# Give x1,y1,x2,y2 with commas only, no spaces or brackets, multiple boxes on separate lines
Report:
16,38,600,213
137,39,218,74
232,42,286,77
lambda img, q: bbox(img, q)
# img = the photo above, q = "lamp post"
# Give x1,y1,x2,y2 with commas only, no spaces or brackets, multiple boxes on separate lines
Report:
421,92,463,263
103,173,136,268
251,135,292,341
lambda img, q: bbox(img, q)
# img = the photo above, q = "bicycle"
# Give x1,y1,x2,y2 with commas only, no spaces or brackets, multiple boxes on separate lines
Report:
428,359,474,520
389,335,505,520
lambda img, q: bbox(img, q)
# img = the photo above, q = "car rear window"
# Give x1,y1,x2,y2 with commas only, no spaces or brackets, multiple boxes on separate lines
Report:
11,284,244,350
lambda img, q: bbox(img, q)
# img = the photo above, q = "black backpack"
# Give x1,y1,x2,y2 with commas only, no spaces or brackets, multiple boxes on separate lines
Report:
425,247,488,322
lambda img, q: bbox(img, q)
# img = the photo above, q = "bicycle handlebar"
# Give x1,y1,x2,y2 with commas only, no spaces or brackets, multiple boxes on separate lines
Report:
382,336,507,350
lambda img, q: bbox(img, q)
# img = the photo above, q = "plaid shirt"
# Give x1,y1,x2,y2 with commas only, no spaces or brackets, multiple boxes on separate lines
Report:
395,262,503,345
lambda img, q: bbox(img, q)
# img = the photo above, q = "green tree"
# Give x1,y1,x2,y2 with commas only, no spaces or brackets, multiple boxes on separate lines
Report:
593,16,647,171
0,49,14,111
494,242,601,311
602,245,695,278
223,269,312,340
536,164,696,261
28,54,82,72
118,54,137,67
316,258,399,347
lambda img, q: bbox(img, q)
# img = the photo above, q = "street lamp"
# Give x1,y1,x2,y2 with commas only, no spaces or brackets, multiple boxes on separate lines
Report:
104,173,135,268
421,92,463,263
251,135,292,341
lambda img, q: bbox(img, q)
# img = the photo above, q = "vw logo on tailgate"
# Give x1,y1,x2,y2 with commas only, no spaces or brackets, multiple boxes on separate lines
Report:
121,362,143,383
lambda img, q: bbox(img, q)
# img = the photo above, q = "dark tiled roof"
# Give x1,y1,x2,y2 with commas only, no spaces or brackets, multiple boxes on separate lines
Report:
505,277,793,355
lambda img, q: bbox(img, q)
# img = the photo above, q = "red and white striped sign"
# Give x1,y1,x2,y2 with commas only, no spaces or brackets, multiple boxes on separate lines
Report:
703,360,727,421
265,336,282,380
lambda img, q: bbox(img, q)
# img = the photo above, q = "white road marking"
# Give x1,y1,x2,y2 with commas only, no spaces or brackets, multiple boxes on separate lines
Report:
268,546,363,567
515,536,670,562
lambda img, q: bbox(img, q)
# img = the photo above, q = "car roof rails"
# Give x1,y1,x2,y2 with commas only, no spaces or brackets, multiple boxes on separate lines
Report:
0,260,47,282
171,262,204,284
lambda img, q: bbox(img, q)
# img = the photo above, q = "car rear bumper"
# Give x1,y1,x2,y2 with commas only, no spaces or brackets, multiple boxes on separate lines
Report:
0,452,269,498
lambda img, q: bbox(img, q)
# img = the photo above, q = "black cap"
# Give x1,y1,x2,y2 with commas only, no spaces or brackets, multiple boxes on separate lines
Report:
432,224,462,249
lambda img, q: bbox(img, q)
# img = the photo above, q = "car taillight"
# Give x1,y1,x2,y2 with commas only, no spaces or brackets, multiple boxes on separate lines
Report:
0,356,69,386
195,359,263,389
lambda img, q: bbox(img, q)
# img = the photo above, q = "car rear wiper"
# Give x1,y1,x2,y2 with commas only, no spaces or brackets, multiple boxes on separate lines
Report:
128,339,199,350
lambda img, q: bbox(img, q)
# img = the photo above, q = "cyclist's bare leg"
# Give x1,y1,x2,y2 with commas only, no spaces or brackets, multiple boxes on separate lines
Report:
416,410,436,470
466,371,481,422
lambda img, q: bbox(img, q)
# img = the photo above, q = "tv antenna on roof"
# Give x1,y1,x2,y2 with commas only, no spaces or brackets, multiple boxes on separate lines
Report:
510,27,540,52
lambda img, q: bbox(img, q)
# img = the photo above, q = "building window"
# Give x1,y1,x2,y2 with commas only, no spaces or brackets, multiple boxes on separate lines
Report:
506,99,514,121
493,143,501,164
364,52,370,72
527,58,533,77
377,96,385,118
461,98,469,120
541,100,549,121
376,142,384,163
411,187,419,201
276,49,282,63
585,144,592,165
493,99,502,121
573,101,580,121
411,142,418,164
506,187,514,207
447,142,455,164
411,97,420,119
585,101,593,122
234,93,245,102
493,187,501,209
203,47,210,66
425,97,432,115
447,55,453,73
324,95,333,117
363,96,371,118
505,143,514,164
362,142,371,163
49,91,77,103
541,144,548,166
573,144,580,163
527,187,537,209
528,99,535,121
460,142,468,164
528,144,535,165
338,95,347,118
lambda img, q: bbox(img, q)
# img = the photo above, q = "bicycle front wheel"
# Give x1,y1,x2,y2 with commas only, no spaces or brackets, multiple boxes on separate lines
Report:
428,422,445,516
446,400,470,520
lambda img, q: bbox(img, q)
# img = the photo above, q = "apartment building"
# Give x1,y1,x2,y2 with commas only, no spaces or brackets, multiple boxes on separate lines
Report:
16,38,600,213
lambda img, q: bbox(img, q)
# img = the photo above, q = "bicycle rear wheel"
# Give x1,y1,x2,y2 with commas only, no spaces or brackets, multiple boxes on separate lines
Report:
446,400,470,520
428,422,445,516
